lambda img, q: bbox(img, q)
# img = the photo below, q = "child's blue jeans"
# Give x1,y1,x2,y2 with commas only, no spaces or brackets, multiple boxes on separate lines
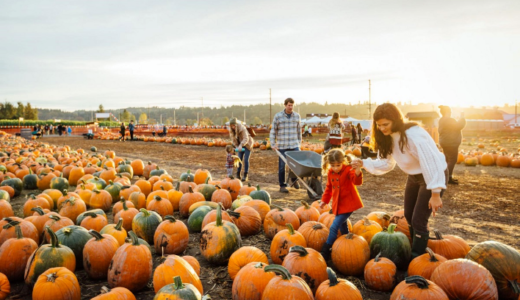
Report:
326,212,352,245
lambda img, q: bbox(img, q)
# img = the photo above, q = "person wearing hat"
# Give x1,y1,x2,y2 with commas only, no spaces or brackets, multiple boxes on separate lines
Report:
438,105,466,184
228,117,254,181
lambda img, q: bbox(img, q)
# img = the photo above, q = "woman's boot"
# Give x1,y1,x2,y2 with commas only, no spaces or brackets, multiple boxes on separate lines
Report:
320,243,333,260
242,173,248,182
236,171,241,180
411,231,429,259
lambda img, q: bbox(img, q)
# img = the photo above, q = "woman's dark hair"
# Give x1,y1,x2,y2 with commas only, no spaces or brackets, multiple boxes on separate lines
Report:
356,123,362,130
370,103,417,158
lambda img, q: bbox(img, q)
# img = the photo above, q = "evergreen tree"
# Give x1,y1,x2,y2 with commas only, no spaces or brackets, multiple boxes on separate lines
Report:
97,105,105,113
16,102,25,118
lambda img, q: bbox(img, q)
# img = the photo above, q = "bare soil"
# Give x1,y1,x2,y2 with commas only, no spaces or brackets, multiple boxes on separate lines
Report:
7,136,520,300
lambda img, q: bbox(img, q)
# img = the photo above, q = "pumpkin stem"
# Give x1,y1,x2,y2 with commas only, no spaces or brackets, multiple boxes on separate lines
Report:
175,182,180,191
254,262,266,269
387,223,397,234
46,272,58,283
312,223,323,230
114,218,124,230
301,201,310,209
164,215,177,223
256,184,261,191
433,229,443,240
84,212,98,219
92,189,101,194
49,215,61,221
31,206,45,216
425,247,439,262
15,224,24,239
205,177,210,184
264,264,292,280
100,286,110,294
154,195,162,201
345,233,354,239
122,200,129,211
270,205,284,212
216,205,223,227
374,252,382,262
188,186,194,193
289,245,308,257
140,208,151,217
128,231,140,246
404,275,430,289
286,223,295,234
89,230,104,241
173,276,185,290
227,210,240,218
3,220,20,229
326,267,339,287
509,279,520,294
45,226,60,248
363,217,372,225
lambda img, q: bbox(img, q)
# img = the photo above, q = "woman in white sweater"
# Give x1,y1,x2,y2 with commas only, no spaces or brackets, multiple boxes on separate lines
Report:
352,103,448,258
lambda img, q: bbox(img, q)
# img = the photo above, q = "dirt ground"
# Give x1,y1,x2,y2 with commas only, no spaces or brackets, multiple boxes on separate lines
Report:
7,136,520,300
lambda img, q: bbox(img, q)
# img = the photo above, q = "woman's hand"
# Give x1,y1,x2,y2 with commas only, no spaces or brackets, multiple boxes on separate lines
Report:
429,193,443,217
351,159,363,169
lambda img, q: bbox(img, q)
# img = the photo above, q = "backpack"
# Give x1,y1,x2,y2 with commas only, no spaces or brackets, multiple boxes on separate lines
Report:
246,126,256,137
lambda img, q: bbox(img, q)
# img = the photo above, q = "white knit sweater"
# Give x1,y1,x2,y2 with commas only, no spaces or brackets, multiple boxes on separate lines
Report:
362,126,447,192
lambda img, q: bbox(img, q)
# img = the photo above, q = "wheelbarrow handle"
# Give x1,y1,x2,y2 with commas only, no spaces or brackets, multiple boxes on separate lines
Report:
274,149,318,198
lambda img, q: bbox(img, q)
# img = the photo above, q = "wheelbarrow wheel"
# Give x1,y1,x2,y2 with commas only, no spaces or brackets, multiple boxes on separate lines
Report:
307,177,323,201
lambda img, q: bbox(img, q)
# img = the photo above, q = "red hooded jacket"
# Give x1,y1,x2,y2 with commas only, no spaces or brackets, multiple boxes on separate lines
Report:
322,164,364,215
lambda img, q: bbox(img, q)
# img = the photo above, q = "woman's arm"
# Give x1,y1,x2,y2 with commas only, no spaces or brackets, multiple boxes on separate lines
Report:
360,154,396,175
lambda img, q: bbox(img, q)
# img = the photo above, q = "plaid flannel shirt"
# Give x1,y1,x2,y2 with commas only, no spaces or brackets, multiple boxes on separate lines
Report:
269,110,302,150
225,153,234,169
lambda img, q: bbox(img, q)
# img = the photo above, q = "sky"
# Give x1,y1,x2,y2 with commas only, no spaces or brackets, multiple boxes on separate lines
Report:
1,0,519,110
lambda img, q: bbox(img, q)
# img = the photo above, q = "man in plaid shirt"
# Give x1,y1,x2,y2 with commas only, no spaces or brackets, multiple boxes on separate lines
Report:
270,98,302,193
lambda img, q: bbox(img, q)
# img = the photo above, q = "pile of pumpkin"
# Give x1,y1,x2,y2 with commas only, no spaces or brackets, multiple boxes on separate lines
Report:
0,136,519,299
457,150,520,168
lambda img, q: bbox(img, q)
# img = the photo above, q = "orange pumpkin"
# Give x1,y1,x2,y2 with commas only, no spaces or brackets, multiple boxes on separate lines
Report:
83,230,119,279
0,225,38,281
408,247,447,280
228,246,268,280
193,169,211,185
152,254,203,294
91,286,136,300
228,206,262,236
179,187,205,218
390,276,448,300
427,229,470,259
0,272,9,300
295,201,321,223
232,262,276,300
297,221,330,252
242,200,270,222
211,185,233,209
282,246,328,294
263,206,300,239
182,256,200,276
261,265,314,300
220,176,242,200
331,233,370,276
32,267,80,300
352,217,383,244
153,216,189,255
366,211,391,229
315,268,363,300
364,252,397,292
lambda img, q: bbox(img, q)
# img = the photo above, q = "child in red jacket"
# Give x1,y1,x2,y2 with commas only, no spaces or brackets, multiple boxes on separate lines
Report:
320,149,363,260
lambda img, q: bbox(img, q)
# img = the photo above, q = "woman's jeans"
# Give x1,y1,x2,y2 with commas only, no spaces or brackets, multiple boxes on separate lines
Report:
326,212,352,245
278,147,299,187
237,148,251,175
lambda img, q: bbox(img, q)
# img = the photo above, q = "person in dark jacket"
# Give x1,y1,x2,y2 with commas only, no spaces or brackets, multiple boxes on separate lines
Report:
438,105,466,184
128,120,135,141
350,123,357,145
163,125,167,136
120,122,126,142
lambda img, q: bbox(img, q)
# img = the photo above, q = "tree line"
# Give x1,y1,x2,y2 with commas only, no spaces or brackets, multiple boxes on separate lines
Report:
0,102,38,120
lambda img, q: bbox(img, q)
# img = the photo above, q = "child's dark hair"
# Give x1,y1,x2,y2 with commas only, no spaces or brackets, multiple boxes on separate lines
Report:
322,149,352,173
225,145,234,153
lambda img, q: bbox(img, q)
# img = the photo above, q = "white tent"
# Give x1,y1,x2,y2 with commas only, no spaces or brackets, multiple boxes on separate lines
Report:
303,116,323,124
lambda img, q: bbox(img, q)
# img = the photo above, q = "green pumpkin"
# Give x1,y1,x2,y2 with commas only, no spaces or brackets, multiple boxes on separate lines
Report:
116,163,134,178
86,176,107,189
231,196,252,210
76,209,107,225
369,223,411,270
0,165,6,173
55,225,92,268
132,208,163,244
188,201,219,215
188,206,214,233
23,169,38,190
0,190,10,202
104,181,122,201
171,138,177,144
155,276,202,300
1,176,23,197
196,178,216,201
50,174,69,191
90,146,97,152
249,185,271,205
150,166,167,177
180,170,194,182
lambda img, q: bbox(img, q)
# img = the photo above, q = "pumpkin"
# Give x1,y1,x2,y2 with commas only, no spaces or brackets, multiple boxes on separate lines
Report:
238,182,256,196
0,201,13,220
91,286,136,300
200,205,242,265
143,161,157,179
23,170,39,190
116,162,134,178
195,179,216,201
228,246,269,280
43,215,74,243
153,255,203,294
466,241,520,300
134,179,151,197
352,217,383,244
188,201,219,215
83,230,119,279
315,267,363,300
230,195,252,210
408,247,447,280
0,225,38,281
147,195,174,218
263,206,300,239
154,216,189,255
132,208,162,244
331,233,370,276
430,259,499,300
188,206,214,233
0,177,22,197
55,225,91,267
179,181,197,194
68,166,85,186
242,200,270,222
232,262,276,300
220,176,242,200
496,154,511,167
25,226,76,286
153,180,173,192
76,209,107,225
100,218,127,246
311,200,331,215
112,198,135,217
0,272,8,300
270,223,307,265
427,229,470,259
390,275,448,300
261,264,314,300
154,276,202,300
364,252,397,292
114,201,139,232
295,200,320,223
282,246,328,293
23,194,51,217
167,183,183,211
465,156,478,166
103,182,121,202
128,191,146,209
194,169,211,185
389,209,412,242
297,221,329,252
131,159,144,177
369,223,411,270
366,211,391,229
180,169,195,182
480,153,495,166
201,206,233,230
86,176,107,190
80,212,108,232
120,185,141,200
108,231,152,292
27,207,57,235
182,256,201,276
211,185,233,209
58,198,87,224
49,175,69,192
228,206,262,236
32,267,80,300
56,190,82,210
179,187,205,218
0,220,39,247
249,185,271,204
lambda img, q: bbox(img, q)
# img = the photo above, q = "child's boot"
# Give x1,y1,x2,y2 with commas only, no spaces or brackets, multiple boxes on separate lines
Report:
320,242,333,260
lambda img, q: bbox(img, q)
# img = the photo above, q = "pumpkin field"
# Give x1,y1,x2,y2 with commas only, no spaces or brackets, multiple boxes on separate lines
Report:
1,134,519,300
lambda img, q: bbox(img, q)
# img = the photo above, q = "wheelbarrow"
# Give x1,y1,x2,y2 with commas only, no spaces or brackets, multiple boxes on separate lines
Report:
275,150,324,201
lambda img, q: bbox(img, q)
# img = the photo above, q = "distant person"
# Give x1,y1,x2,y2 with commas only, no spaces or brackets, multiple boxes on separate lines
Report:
67,126,72,136
152,126,156,137
49,124,54,134
438,105,466,185
225,145,235,177
163,125,167,137
57,124,63,136
119,122,126,142
350,123,357,145
270,98,302,193
128,120,135,141
44,124,49,135
228,118,254,181
356,123,363,143
328,112,345,149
